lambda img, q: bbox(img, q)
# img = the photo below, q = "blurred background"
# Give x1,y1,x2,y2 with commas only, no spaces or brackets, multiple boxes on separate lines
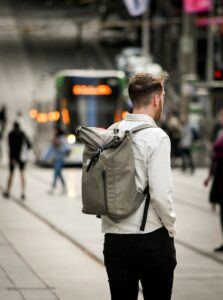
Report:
0,0,222,166
0,1,223,300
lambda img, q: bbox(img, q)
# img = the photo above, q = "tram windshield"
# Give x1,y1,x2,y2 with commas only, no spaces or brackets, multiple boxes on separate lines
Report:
56,71,125,132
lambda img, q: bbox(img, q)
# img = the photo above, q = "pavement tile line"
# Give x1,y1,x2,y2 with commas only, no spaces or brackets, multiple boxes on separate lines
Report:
0,262,26,300
0,230,60,300
1,170,223,298
175,197,211,214
0,189,61,300
175,239,223,265
30,169,223,266
1,167,223,300
0,180,103,266
5,191,147,298
11,194,103,267
2,165,223,268
29,172,223,265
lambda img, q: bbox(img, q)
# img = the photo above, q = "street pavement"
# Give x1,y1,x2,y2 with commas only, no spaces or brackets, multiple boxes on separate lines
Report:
0,165,223,300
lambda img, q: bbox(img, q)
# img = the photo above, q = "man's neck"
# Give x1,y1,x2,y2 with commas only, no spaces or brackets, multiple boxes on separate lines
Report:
133,107,155,120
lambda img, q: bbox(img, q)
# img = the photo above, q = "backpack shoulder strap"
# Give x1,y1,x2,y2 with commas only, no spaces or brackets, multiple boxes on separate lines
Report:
130,123,157,134
108,121,122,131
108,122,157,135
140,186,150,231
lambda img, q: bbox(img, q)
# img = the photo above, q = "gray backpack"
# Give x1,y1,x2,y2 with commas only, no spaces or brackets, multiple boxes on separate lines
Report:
76,123,156,231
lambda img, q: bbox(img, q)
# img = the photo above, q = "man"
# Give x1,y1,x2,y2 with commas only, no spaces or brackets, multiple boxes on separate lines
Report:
3,122,32,200
102,73,177,300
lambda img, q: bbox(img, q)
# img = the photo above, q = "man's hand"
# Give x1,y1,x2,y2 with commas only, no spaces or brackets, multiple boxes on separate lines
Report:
203,176,211,187
211,203,217,212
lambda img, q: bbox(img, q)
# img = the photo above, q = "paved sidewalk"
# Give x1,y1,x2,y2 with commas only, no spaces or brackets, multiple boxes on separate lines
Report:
0,230,57,300
0,165,223,299
0,195,110,300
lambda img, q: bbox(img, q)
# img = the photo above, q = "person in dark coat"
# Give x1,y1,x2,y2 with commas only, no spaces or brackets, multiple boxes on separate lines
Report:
3,122,32,200
0,105,7,159
204,130,223,252
166,115,181,167
0,105,7,133
211,108,223,142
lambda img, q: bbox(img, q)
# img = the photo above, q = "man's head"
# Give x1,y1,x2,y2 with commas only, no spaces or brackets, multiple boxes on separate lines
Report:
13,121,20,130
128,73,166,120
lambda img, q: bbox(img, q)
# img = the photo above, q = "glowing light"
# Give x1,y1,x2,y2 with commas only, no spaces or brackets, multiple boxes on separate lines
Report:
114,110,122,122
29,109,38,119
48,111,60,122
67,134,76,144
37,113,48,123
62,108,70,125
73,84,112,96
215,70,223,79
122,111,128,119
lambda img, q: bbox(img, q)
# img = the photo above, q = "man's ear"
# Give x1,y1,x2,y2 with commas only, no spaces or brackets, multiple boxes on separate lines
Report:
153,94,159,107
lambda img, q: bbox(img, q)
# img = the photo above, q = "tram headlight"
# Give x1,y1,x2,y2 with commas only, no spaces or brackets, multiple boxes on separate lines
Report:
67,134,76,144
29,109,38,119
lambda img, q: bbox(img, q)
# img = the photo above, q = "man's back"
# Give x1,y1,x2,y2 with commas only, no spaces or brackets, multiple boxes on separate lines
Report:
102,113,176,237
8,129,25,160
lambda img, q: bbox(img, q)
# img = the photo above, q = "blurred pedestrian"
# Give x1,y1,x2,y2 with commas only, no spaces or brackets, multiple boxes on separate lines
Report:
0,105,7,159
16,110,26,132
167,115,181,167
204,129,223,252
179,115,195,174
43,127,70,194
0,105,7,133
16,110,33,138
211,108,223,142
3,122,32,200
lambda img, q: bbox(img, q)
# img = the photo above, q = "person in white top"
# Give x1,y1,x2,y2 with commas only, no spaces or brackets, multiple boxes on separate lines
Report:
103,73,177,300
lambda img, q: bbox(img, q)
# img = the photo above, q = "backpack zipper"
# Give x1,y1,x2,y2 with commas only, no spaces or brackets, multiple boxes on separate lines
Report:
102,170,108,211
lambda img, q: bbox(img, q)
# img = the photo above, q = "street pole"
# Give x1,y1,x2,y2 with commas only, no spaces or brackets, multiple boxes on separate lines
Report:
206,2,214,82
142,2,150,57
180,11,196,116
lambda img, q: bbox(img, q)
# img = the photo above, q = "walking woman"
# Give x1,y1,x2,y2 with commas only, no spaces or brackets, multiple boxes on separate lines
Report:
204,130,223,252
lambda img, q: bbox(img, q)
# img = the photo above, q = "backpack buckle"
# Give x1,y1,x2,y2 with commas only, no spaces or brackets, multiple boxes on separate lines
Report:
125,130,131,137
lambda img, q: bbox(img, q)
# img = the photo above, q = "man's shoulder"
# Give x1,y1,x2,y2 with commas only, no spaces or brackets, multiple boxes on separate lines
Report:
134,126,169,154
141,126,169,141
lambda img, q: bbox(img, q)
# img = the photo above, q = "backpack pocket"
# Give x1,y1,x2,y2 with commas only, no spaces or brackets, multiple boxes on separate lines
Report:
82,161,108,216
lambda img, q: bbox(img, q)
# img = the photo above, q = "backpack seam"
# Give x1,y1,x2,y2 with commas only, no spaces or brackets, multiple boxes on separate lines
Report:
113,156,116,206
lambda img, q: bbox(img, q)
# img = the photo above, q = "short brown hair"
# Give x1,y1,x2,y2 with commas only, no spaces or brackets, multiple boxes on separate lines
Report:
128,73,166,108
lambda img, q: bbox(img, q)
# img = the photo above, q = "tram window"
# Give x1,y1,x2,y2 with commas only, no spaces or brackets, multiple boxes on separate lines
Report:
67,95,118,129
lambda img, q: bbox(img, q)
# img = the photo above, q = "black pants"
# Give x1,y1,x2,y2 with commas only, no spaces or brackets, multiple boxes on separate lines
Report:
220,202,223,236
181,147,195,173
103,227,177,300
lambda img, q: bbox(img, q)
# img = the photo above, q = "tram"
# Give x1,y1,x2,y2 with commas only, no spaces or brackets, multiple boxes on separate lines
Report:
30,69,127,165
